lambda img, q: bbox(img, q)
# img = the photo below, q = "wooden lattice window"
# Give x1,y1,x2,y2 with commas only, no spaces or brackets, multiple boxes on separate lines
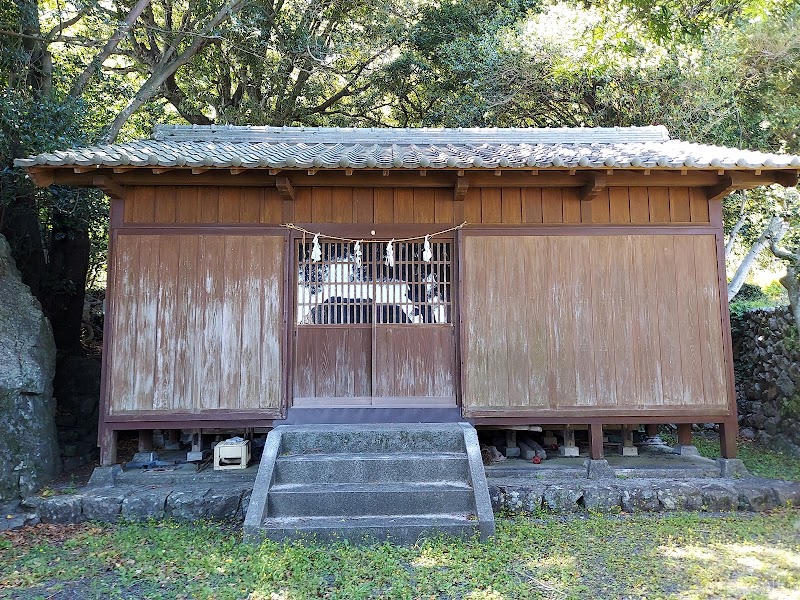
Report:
296,240,452,325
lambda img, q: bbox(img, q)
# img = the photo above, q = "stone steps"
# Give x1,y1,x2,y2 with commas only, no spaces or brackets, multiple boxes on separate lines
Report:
273,452,469,484
260,514,478,543
244,423,495,544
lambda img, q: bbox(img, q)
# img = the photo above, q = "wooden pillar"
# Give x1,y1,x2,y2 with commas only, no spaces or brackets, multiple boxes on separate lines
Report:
100,428,118,466
589,423,604,460
169,429,181,444
646,424,659,437
718,418,738,458
138,429,154,452
505,429,517,448
677,423,693,447
560,427,579,456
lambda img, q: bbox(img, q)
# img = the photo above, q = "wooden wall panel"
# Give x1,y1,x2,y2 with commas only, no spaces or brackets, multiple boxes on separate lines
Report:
293,327,371,399
462,234,729,414
125,185,712,226
108,233,285,415
374,326,455,398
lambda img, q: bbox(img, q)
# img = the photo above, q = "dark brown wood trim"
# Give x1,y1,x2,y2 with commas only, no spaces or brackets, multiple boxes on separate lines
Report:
281,231,292,419
467,406,730,419
116,225,289,236
105,420,275,431
276,176,295,201
677,423,692,445
454,176,468,201
470,414,730,425
106,410,283,422
580,174,606,202
93,175,125,199
589,423,604,459
461,224,718,236
711,197,739,458
39,165,796,190
453,230,463,409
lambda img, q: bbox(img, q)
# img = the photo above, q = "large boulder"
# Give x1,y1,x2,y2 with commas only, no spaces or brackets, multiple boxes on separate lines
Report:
0,234,60,501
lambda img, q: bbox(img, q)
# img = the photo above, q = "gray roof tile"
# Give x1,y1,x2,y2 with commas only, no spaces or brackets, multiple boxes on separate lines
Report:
13,125,800,170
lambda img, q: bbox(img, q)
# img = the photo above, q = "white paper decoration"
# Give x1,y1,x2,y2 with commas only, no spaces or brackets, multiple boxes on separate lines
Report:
354,240,363,269
385,239,395,268
423,234,433,262
311,233,322,262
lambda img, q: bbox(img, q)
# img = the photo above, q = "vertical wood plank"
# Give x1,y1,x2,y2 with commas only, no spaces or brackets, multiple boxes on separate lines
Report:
152,235,178,411
501,188,522,224
312,187,333,222
220,236,244,409
562,188,581,223
394,188,414,222
609,187,631,223
464,188,481,223
109,236,139,412
503,236,528,406
541,188,563,223
550,237,577,406
173,235,198,411
154,186,177,223
689,188,710,222
239,237,264,408
129,186,156,223
633,236,664,405
693,235,728,406
293,187,313,222
260,187,283,224
571,236,597,406
353,188,374,223
374,188,394,223
669,187,691,222
331,187,354,223
522,237,550,408
590,189,610,224
413,188,436,223
589,236,617,406
610,236,638,407
434,188,453,223
218,187,242,223
521,188,543,223
481,188,502,223
675,235,704,405
628,187,650,223
654,235,684,404
200,187,220,223
648,186,671,223
259,235,284,409
131,235,159,411
198,235,224,409
175,186,200,223
240,187,262,223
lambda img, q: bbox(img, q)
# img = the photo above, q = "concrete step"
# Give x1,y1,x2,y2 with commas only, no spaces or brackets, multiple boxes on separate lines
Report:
257,514,480,544
273,452,470,484
268,482,475,517
279,424,466,455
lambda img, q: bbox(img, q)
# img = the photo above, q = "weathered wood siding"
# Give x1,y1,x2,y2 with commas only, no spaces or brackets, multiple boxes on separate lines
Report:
123,186,710,225
108,233,285,415
461,234,728,415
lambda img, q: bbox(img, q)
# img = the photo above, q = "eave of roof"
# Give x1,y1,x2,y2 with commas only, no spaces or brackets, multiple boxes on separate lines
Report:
14,125,800,172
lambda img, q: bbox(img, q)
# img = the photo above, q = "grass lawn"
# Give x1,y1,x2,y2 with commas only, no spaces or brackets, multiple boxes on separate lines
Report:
2,510,799,599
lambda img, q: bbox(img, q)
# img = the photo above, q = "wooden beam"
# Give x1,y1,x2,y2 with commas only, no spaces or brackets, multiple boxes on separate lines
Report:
776,171,800,188
705,176,734,201
92,175,125,199
229,168,246,175
151,167,173,175
454,176,468,202
276,176,295,201
73,166,98,173
27,168,54,187
580,174,606,202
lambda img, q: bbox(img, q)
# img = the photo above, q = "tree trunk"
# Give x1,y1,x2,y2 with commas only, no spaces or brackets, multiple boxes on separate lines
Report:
727,216,784,301
0,194,46,297
780,265,800,336
41,223,90,354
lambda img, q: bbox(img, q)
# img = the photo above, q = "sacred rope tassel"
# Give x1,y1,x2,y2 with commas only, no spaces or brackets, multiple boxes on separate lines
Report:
354,240,363,269
311,233,322,262
385,239,395,268
422,234,433,262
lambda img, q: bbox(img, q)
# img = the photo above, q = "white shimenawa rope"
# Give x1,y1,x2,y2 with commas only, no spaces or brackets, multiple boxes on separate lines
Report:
281,222,467,264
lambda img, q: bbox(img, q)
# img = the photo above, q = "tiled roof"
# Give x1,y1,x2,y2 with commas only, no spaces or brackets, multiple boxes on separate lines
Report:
14,125,800,170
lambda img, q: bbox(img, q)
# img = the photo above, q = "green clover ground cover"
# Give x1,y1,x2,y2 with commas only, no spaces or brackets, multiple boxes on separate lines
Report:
2,510,799,599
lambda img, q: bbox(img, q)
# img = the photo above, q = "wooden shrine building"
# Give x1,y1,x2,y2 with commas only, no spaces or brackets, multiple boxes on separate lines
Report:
16,125,800,465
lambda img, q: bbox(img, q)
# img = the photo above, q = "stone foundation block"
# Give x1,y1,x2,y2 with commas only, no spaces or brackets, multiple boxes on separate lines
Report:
122,490,167,520
699,482,738,511
543,484,584,513
717,458,749,478
39,495,83,524
490,483,545,513
621,484,660,512
166,489,211,520
585,459,614,479
657,482,703,511
83,493,124,522
737,482,777,512
582,485,621,512
207,488,245,520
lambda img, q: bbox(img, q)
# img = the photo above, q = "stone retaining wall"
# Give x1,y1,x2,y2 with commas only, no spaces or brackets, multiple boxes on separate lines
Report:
733,306,800,457
5,476,797,530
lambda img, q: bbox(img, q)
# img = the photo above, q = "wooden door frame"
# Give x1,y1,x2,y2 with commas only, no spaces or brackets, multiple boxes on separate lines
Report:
287,226,461,408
